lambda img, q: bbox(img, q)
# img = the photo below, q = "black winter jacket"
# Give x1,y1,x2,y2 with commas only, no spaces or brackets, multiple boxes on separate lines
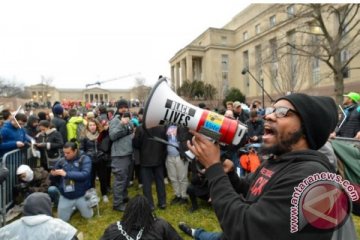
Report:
336,104,360,138
51,116,67,143
132,126,167,167
36,128,64,160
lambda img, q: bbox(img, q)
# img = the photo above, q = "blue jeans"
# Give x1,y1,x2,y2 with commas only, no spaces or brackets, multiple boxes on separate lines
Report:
58,194,93,222
48,186,60,206
194,229,222,240
48,186,93,222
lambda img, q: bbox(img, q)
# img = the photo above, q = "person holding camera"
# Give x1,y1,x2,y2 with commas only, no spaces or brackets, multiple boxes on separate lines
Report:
49,141,93,222
109,99,134,211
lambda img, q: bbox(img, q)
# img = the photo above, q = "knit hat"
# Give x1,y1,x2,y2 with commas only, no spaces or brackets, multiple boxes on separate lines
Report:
52,104,64,115
16,165,34,182
23,192,52,217
276,93,338,150
116,99,129,109
37,111,47,121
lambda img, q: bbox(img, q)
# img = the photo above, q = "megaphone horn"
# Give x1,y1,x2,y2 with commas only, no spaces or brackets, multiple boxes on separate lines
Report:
143,78,247,145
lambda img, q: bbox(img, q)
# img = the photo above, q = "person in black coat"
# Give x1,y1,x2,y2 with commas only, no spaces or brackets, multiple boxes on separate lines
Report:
51,104,68,143
133,126,167,210
35,120,64,170
100,195,182,240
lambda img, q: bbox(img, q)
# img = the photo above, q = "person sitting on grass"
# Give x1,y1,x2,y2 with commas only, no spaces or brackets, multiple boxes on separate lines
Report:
100,194,183,240
0,192,79,240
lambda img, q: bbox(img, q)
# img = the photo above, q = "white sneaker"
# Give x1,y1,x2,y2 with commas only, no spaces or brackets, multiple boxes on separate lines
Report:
103,195,109,203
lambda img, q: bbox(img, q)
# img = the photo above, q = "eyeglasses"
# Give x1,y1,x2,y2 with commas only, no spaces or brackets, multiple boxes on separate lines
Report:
265,107,298,118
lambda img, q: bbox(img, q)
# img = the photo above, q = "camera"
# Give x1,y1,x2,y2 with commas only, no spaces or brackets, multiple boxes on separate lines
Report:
122,112,131,118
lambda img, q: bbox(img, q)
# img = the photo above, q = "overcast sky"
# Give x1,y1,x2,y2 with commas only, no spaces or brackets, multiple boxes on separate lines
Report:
0,0,253,90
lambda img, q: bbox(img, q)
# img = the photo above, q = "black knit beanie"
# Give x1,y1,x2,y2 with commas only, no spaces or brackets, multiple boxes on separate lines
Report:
276,93,338,150
116,99,129,109
23,192,52,217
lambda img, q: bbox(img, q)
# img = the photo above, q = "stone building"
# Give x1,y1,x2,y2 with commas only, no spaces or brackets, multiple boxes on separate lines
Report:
24,83,151,107
169,4,360,106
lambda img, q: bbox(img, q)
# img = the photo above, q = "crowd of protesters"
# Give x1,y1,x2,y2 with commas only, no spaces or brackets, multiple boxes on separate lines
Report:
0,90,359,239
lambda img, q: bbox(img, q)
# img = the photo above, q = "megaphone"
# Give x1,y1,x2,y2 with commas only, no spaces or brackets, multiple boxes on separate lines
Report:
143,78,247,145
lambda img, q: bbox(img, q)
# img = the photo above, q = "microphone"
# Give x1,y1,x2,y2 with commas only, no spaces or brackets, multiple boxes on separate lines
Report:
241,68,248,75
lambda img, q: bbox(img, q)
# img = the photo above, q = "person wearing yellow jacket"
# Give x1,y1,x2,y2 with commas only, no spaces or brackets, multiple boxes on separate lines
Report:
66,109,86,143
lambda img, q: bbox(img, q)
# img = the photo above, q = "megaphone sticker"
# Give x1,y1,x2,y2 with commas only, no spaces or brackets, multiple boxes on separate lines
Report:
159,99,196,126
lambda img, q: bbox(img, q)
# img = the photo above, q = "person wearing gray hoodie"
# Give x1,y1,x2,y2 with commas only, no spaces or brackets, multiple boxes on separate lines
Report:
0,192,78,240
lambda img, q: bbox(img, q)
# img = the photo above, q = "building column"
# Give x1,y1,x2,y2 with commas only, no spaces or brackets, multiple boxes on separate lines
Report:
186,55,193,82
171,65,175,90
180,59,186,83
175,62,180,89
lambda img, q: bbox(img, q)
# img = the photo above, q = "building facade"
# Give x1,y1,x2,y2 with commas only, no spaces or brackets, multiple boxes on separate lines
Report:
169,4,360,106
25,84,150,107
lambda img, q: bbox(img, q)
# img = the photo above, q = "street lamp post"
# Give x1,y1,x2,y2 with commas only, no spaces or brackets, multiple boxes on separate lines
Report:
241,68,274,106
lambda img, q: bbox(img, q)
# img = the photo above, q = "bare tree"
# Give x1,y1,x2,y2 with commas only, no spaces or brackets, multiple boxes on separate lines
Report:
286,4,360,103
134,76,150,104
262,32,312,96
0,76,26,98
41,75,54,104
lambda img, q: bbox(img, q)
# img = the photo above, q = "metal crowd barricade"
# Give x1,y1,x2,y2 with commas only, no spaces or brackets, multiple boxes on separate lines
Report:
0,148,31,227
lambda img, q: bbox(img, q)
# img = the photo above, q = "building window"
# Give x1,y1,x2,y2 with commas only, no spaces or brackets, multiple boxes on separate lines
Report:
287,5,295,18
287,30,297,86
255,45,262,94
221,54,229,95
269,38,278,63
255,24,261,35
312,57,320,84
221,54,229,71
269,38,278,89
243,51,250,94
270,15,276,28
243,31,249,41
221,36,227,46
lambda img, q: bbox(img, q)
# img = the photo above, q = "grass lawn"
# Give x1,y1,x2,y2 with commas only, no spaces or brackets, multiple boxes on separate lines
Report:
69,181,220,240
69,180,360,240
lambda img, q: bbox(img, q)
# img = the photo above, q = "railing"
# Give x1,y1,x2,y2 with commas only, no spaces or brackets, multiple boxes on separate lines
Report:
0,148,32,227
